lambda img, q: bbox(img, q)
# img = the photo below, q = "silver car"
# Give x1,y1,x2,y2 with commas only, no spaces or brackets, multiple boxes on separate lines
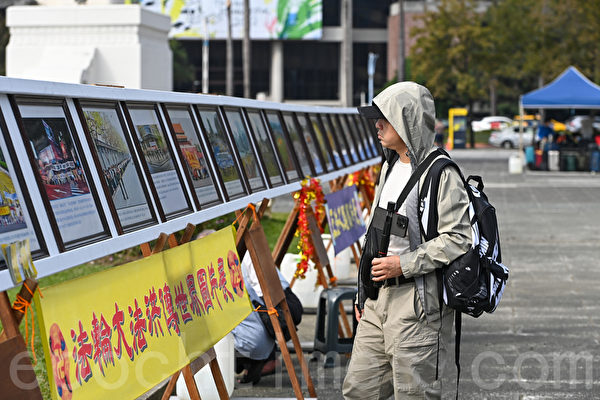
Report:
488,126,535,148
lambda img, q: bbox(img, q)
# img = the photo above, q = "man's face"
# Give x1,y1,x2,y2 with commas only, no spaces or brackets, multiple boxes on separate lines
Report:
375,118,404,150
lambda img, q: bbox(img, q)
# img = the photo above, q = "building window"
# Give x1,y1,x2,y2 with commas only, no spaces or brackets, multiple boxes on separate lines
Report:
283,42,339,100
180,40,270,99
353,43,388,105
353,0,393,28
323,0,341,26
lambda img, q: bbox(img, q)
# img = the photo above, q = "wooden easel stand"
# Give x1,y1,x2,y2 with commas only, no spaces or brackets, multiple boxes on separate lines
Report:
140,223,229,400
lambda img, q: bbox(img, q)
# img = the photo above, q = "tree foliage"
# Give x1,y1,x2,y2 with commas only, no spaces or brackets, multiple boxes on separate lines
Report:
409,0,600,117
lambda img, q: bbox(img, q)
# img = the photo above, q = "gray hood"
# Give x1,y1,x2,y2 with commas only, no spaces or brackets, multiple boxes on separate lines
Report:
373,82,436,164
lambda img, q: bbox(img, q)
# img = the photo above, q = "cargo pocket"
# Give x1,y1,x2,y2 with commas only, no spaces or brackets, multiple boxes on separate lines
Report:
393,333,440,395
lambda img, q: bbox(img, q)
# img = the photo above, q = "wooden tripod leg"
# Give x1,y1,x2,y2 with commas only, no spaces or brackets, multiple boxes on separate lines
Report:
0,292,19,339
270,311,305,400
208,357,229,400
182,364,202,400
160,369,181,400
280,301,317,398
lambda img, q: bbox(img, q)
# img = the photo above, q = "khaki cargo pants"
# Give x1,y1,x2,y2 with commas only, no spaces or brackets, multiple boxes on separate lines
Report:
343,283,453,399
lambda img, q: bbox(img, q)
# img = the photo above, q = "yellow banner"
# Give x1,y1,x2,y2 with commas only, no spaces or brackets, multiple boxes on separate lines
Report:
36,227,251,400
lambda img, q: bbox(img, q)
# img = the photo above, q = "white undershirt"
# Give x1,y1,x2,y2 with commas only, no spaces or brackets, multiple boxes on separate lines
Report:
378,160,412,256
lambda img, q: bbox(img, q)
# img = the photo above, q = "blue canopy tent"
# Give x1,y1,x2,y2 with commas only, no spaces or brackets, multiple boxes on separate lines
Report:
521,66,600,109
517,66,600,160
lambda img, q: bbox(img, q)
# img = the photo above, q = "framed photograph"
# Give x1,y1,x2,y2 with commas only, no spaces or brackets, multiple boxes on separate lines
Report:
330,114,360,163
320,114,350,166
340,114,369,160
12,97,110,250
281,112,315,176
124,103,193,220
222,107,266,192
264,111,301,182
244,109,284,187
163,105,221,207
77,101,157,233
350,114,375,158
309,114,343,170
295,113,328,173
358,114,381,156
0,109,46,263
195,106,246,200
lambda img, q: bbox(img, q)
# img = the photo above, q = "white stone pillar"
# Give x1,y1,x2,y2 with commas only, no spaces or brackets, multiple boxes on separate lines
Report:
270,41,284,102
6,5,173,91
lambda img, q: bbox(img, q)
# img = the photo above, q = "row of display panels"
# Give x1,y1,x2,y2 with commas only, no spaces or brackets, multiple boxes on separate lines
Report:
0,76,381,290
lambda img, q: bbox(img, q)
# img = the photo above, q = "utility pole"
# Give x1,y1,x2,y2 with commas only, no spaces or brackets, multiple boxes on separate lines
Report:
397,0,405,82
243,0,251,98
226,0,233,96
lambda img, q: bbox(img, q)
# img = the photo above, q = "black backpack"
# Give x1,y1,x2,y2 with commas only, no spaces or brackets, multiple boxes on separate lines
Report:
420,156,509,317
420,154,509,397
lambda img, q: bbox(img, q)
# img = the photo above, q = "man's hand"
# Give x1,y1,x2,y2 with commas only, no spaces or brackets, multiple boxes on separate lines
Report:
354,305,363,322
371,255,403,282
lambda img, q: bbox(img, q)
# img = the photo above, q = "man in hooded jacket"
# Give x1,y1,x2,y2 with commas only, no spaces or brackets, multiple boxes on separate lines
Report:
343,82,472,399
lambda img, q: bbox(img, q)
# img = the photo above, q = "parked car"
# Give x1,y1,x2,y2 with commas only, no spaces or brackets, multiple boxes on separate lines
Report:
489,126,535,149
565,115,600,133
472,116,513,132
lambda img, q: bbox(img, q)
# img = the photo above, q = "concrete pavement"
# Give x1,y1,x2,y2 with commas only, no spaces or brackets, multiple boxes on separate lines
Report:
231,148,600,399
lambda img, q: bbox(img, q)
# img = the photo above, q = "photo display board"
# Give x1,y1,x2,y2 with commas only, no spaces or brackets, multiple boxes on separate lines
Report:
307,113,335,171
245,109,284,187
126,104,192,219
321,114,350,166
265,111,301,182
78,101,157,232
0,112,45,257
0,76,380,291
281,112,314,177
339,113,367,160
296,113,327,174
14,98,109,249
196,106,246,200
222,107,266,192
330,114,359,163
164,105,221,207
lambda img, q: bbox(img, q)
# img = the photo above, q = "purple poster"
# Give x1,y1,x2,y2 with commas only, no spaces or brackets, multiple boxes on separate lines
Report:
325,186,366,255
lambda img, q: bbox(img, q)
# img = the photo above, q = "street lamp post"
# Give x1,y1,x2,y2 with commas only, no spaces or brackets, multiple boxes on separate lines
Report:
368,52,379,105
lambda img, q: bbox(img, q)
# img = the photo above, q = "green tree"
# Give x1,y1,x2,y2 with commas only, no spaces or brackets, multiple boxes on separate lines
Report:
410,0,493,145
170,40,196,92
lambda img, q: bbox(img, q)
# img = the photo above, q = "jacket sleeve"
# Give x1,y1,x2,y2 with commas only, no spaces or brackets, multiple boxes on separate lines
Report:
399,167,472,278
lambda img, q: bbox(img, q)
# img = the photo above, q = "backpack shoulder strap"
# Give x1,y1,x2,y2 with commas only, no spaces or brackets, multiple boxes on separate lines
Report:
421,156,463,241
392,147,445,213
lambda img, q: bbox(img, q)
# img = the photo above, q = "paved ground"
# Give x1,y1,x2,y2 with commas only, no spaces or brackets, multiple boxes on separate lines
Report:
230,148,600,399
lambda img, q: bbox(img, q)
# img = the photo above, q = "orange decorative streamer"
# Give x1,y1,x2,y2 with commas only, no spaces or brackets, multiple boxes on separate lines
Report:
293,177,325,279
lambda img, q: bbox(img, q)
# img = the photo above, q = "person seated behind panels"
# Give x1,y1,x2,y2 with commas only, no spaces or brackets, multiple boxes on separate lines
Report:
233,252,302,384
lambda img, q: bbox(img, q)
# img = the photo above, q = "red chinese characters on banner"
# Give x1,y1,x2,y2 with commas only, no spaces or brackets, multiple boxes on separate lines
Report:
112,303,134,361
71,321,93,385
53,245,246,388
207,262,223,310
197,268,214,313
186,273,205,316
159,283,181,336
174,282,193,324
144,287,164,338
128,298,148,354
90,313,113,376
217,257,234,303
